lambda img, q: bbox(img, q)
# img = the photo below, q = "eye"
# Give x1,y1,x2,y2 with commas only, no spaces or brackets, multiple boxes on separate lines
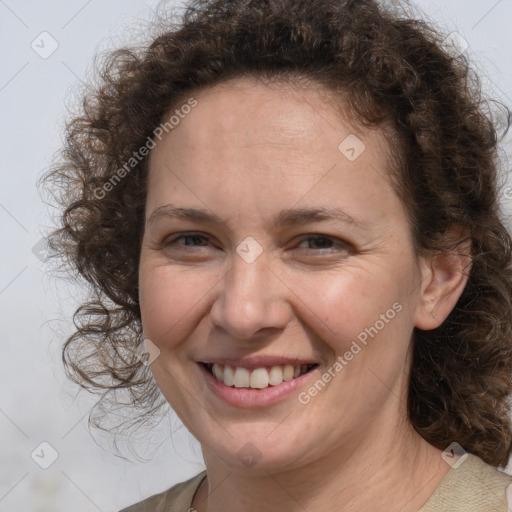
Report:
163,232,217,251
294,234,351,253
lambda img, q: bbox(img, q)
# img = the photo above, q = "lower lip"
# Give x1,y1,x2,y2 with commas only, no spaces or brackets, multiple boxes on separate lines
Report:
198,363,318,408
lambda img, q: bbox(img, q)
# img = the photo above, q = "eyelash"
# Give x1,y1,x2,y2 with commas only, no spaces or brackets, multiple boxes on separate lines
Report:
163,232,350,253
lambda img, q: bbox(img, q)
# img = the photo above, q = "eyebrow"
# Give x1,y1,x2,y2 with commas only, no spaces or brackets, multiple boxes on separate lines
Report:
147,205,228,228
273,207,371,230
146,204,371,231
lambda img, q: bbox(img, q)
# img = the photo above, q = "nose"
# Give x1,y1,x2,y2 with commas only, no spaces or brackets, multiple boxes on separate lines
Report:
209,253,292,341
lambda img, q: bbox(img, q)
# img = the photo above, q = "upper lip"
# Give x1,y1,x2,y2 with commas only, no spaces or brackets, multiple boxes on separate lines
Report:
196,356,320,369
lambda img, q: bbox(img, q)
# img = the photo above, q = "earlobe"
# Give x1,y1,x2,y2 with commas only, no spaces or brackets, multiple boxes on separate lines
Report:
414,238,472,331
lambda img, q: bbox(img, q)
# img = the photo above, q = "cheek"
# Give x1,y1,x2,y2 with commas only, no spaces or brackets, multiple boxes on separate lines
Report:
138,261,217,349
289,261,413,357
293,267,415,411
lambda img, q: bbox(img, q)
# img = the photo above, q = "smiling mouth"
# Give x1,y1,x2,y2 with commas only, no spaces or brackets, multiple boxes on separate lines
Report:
201,362,318,390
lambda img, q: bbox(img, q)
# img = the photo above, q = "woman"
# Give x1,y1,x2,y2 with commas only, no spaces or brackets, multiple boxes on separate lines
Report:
42,0,512,510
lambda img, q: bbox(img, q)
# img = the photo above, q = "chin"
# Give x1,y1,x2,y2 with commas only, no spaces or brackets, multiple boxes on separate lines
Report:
199,422,315,473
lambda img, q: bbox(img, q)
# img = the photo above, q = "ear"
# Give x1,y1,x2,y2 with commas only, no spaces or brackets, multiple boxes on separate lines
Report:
414,231,472,330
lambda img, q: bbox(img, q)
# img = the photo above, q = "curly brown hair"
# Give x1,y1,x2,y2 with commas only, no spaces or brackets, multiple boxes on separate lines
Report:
41,0,512,467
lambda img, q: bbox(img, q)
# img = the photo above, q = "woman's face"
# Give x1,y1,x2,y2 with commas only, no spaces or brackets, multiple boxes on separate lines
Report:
139,77,429,472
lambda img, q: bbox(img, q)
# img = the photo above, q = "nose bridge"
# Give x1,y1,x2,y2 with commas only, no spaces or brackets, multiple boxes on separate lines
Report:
210,250,288,339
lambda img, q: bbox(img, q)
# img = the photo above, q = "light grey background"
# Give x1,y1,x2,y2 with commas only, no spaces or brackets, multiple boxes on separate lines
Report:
1,1,511,511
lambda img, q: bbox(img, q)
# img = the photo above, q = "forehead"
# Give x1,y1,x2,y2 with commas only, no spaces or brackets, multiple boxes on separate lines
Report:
149,77,393,173
145,77,403,230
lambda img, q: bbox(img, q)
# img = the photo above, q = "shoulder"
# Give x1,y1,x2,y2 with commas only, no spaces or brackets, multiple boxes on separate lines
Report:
420,454,512,512
119,470,207,512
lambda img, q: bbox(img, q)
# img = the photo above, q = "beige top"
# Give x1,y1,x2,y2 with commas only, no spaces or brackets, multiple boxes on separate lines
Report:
119,454,511,512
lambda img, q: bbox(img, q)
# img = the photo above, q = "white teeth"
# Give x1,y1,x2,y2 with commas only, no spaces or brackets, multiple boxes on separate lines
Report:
233,367,250,388
223,365,235,386
283,364,295,381
268,365,284,386
210,363,313,389
250,368,269,389
212,363,224,381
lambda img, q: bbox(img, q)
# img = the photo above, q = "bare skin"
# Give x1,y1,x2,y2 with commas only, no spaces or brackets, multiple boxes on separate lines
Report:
138,77,469,511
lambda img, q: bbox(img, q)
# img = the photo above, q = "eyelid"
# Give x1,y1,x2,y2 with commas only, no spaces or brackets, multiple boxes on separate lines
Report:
163,231,351,252
164,231,214,246
293,234,351,250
